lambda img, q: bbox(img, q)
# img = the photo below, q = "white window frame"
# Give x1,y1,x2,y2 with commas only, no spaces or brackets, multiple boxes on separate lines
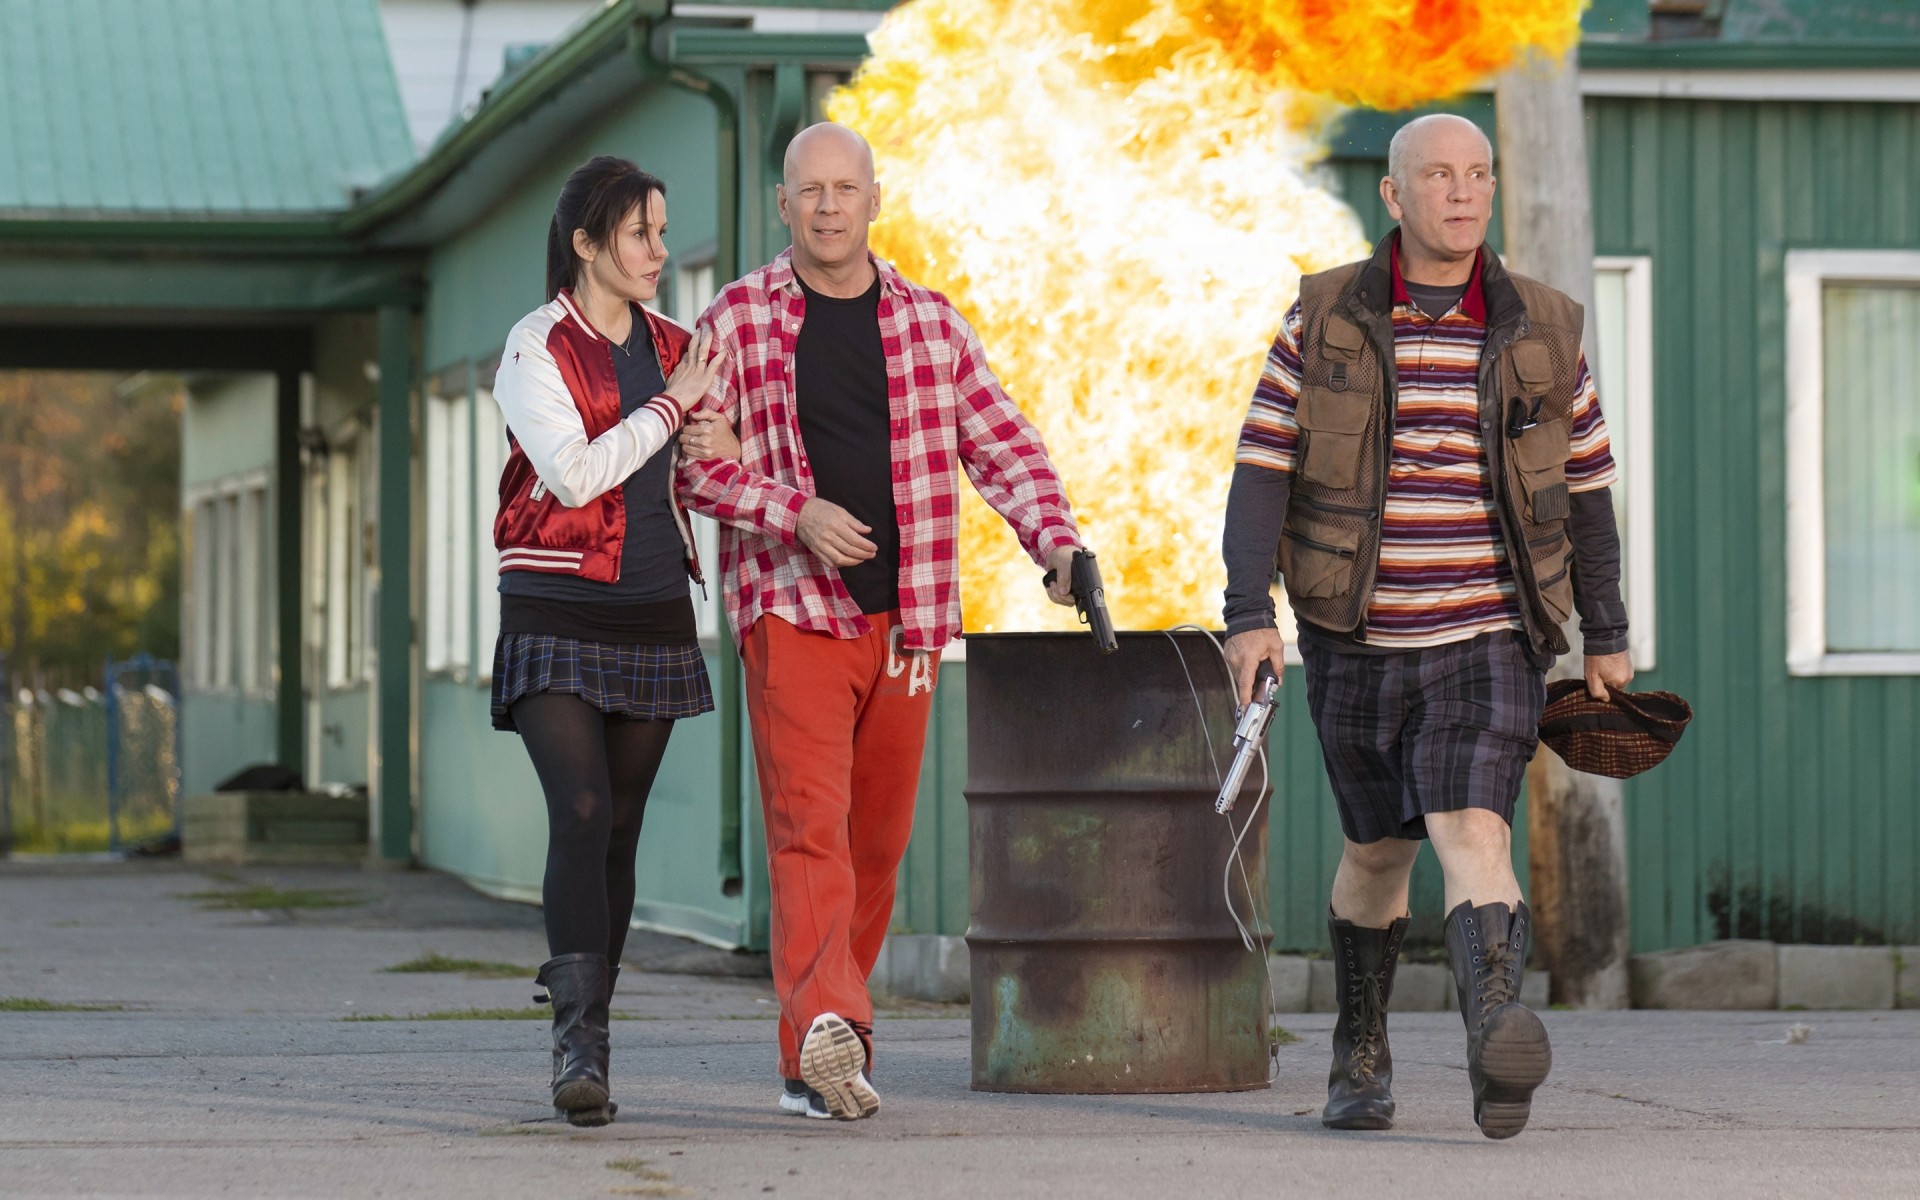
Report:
324,424,373,689
667,257,730,649
1785,249,1920,676
1594,255,1658,671
182,470,271,695
474,385,507,683
424,390,473,678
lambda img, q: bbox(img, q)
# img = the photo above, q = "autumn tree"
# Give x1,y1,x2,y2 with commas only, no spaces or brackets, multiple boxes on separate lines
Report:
0,372,183,688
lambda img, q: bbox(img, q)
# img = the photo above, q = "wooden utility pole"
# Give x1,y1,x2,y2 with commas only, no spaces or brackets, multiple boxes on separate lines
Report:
1496,47,1631,1010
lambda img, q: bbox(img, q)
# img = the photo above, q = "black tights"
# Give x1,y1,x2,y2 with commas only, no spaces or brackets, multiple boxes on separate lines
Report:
511,692,675,965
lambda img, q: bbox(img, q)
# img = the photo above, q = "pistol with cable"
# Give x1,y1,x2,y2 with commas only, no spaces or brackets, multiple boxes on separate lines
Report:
1215,660,1279,813
1043,549,1117,654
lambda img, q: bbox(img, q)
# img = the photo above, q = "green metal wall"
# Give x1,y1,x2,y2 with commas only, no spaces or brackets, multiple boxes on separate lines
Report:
1588,97,1920,951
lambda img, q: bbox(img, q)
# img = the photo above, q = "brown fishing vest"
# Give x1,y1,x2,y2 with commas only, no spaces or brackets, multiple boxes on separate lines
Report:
1278,243,1585,656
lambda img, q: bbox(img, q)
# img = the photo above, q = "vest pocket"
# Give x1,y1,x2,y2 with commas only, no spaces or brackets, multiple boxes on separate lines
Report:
1509,418,1571,523
1527,529,1574,624
1295,386,1372,490
1534,563,1574,624
1278,517,1360,600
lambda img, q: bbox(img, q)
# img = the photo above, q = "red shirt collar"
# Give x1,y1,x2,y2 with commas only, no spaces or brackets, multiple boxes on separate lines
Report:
1390,235,1487,322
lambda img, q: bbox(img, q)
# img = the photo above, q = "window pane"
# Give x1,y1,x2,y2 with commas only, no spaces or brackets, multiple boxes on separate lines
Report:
449,395,472,671
214,495,237,688
327,441,361,686
424,398,451,671
190,500,214,687
1822,283,1920,653
675,261,717,329
1593,270,1632,495
237,487,261,692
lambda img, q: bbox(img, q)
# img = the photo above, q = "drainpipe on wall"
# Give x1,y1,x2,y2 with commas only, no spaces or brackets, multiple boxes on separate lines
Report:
374,304,418,865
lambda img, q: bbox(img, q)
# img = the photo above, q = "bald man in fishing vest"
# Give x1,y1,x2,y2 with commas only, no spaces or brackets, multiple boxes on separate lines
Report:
1219,114,1632,1139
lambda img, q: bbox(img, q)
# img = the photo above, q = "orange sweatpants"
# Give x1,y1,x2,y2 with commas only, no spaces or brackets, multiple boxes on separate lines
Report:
741,612,939,1080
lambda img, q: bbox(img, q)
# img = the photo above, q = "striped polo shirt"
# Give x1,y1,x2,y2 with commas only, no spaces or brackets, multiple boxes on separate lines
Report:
1237,251,1617,650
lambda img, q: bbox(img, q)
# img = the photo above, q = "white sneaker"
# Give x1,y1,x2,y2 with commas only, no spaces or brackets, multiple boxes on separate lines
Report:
798,1012,880,1120
779,1078,830,1119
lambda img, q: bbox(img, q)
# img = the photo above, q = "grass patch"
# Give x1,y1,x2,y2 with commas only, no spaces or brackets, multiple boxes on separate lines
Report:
182,886,366,912
10,811,174,855
609,1188,691,1198
607,1160,673,1182
476,1123,567,1137
0,997,125,1013
1267,1022,1299,1046
382,953,531,980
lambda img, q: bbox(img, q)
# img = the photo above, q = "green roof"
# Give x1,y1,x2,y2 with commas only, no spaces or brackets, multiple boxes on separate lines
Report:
0,0,414,220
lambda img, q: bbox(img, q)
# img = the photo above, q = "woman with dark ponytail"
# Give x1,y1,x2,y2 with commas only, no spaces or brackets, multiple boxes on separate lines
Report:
489,155,734,1125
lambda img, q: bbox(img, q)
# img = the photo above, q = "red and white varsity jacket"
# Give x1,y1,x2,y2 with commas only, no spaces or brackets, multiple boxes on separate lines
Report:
491,289,703,587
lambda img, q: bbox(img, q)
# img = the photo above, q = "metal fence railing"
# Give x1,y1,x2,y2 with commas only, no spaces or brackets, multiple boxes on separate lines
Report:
0,654,181,855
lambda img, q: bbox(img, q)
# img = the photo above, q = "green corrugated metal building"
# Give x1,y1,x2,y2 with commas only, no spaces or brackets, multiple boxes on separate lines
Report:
4,0,1918,959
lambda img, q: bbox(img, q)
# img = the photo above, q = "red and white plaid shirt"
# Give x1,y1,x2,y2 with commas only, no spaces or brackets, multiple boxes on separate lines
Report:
677,250,1081,651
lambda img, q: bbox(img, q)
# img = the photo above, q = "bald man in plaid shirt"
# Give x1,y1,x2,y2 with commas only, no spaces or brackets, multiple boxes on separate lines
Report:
676,123,1084,1122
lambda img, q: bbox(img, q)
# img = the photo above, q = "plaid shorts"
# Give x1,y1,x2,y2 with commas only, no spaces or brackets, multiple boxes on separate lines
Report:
490,634,714,731
1297,630,1547,844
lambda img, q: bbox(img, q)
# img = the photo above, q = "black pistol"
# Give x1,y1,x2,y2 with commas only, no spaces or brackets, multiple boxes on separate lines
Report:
1045,549,1117,654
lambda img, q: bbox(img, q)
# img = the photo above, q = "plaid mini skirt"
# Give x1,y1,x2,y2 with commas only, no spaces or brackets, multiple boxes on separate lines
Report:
490,634,714,731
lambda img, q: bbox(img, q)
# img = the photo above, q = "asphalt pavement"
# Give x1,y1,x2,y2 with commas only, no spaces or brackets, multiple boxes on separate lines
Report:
2,860,1915,1199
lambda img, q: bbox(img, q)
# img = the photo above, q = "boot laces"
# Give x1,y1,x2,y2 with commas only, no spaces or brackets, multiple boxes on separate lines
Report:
1476,939,1519,1015
1345,970,1389,1080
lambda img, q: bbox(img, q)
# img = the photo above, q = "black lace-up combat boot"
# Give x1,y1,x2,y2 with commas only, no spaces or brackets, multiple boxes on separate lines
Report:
1322,913,1409,1130
1445,901,1552,1139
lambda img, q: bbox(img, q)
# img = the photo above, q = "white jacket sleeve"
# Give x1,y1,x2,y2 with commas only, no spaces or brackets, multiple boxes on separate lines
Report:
491,316,684,509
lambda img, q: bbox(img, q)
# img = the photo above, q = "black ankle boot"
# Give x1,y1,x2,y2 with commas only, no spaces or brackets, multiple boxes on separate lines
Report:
1445,901,1551,1140
535,952,612,1126
1322,913,1408,1130
595,964,622,1122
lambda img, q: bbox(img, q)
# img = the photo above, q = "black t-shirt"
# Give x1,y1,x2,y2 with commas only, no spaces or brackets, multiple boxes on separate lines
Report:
1404,279,1470,319
795,274,900,615
499,305,695,644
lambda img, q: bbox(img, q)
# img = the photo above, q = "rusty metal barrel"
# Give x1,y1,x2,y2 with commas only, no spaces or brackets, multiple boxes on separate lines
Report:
965,631,1272,1093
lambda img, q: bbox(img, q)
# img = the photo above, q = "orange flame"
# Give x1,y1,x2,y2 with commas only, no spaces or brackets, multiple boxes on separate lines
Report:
1187,1,1585,111
828,0,1583,634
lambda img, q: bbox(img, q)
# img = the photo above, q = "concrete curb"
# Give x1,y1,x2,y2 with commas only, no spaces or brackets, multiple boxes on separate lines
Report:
870,934,970,1003
1776,944,1895,1010
1630,940,1777,1010
869,933,1920,1013
1629,941,1902,1011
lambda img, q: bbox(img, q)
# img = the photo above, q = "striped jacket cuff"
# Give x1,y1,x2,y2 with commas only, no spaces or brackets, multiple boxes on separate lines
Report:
643,394,685,434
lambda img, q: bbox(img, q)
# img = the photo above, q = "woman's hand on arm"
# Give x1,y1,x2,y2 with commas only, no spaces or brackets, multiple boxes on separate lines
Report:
661,328,729,416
